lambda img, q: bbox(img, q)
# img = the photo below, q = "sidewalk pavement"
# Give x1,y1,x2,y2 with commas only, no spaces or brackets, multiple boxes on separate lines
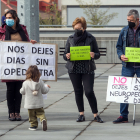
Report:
0,64,140,140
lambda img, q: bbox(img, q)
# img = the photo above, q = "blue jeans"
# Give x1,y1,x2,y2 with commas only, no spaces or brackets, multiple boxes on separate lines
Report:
120,66,140,118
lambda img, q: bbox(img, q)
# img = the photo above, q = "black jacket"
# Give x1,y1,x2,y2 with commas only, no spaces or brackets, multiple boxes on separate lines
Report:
63,32,100,72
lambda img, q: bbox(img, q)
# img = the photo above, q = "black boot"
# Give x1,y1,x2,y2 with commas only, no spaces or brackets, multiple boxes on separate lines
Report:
9,113,16,121
15,113,22,121
76,115,85,122
93,115,103,123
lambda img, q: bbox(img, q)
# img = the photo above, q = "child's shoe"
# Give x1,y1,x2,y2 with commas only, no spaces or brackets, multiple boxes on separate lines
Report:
28,126,37,131
41,119,47,131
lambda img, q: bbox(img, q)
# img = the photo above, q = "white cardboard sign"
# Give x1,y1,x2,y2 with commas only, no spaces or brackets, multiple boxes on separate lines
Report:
0,41,58,81
106,76,140,104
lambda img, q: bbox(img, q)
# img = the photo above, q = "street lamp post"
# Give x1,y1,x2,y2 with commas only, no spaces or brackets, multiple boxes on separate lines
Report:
17,0,39,42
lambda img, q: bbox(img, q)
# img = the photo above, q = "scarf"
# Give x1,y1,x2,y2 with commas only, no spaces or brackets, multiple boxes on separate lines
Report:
73,30,87,46
5,23,27,41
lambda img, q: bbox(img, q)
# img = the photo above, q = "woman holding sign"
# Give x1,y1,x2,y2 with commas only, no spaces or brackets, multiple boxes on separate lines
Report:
63,17,103,123
0,10,37,121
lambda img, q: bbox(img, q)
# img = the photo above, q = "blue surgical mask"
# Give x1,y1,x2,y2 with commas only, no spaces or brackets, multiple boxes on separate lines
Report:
6,19,15,27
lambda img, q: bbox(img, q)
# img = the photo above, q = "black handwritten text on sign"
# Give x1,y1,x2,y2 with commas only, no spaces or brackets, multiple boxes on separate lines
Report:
70,46,91,61
0,42,57,80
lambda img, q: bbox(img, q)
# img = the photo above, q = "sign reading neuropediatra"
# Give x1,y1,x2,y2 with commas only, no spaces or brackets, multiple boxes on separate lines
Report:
106,76,140,104
70,46,91,61
0,41,58,81
125,47,140,62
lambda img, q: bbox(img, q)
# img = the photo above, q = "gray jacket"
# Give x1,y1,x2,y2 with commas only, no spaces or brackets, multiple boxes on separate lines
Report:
63,32,100,72
20,79,49,109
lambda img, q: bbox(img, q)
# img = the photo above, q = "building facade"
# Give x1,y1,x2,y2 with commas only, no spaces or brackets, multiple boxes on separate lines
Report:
61,0,140,26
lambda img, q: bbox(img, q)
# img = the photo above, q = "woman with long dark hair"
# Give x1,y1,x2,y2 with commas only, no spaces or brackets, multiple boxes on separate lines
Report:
63,17,103,123
0,10,37,121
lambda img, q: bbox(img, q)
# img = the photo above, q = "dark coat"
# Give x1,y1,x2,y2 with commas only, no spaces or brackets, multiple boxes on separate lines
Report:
63,32,100,72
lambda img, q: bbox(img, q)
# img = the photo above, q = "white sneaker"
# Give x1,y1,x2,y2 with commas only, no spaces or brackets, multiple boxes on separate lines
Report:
41,119,47,131
28,126,37,131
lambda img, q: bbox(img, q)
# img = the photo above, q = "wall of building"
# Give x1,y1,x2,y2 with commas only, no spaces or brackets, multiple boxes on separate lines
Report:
61,0,140,26
61,0,140,6
67,6,140,26
58,0,61,10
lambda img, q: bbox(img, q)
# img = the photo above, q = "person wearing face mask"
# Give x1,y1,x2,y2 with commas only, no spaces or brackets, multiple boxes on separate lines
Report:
114,9,140,124
63,17,103,123
0,10,37,121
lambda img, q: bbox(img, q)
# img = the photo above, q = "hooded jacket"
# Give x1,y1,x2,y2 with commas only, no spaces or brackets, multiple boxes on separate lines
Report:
20,79,49,109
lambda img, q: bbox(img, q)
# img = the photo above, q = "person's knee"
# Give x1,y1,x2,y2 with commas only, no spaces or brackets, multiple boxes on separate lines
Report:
85,90,94,98
75,88,83,95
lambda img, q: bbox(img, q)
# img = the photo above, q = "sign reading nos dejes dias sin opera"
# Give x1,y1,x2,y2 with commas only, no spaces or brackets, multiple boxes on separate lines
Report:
106,76,140,104
0,41,58,81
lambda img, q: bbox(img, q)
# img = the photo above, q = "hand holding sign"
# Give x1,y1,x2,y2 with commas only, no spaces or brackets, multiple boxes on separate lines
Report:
30,39,37,44
121,55,128,62
90,52,95,58
66,53,70,60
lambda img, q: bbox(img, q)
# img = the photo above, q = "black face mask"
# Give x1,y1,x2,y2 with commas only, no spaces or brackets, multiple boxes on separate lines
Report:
74,29,83,37
128,21,136,28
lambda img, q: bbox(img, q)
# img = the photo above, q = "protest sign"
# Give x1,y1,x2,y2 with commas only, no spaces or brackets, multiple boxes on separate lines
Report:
125,47,140,62
130,78,140,104
106,76,132,102
70,46,91,61
0,41,58,81
106,76,140,104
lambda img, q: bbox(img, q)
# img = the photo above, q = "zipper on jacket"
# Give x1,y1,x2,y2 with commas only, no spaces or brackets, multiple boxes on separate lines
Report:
89,60,90,72
134,33,136,46
134,32,136,66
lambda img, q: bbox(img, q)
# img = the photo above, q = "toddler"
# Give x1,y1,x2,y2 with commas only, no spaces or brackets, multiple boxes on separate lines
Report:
20,65,50,131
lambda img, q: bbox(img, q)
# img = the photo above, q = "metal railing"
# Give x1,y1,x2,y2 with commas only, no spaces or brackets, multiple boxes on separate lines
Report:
39,25,125,28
